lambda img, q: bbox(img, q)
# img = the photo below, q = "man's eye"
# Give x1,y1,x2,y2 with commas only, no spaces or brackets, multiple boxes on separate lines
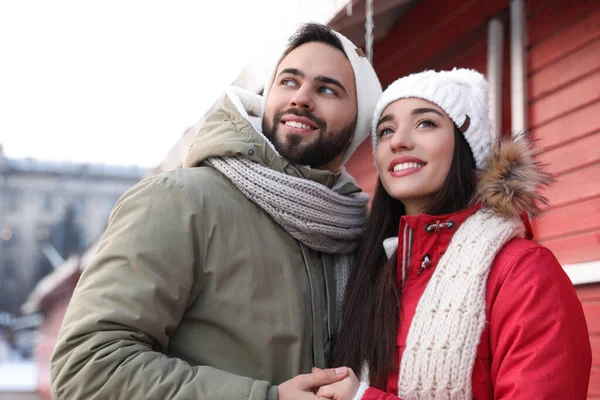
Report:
319,87,337,95
282,79,297,87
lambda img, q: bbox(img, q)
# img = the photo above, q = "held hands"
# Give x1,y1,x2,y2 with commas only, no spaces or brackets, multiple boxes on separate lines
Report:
278,367,350,400
314,367,360,400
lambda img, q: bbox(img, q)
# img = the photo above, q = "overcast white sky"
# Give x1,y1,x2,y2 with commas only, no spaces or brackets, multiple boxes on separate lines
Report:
0,0,346,167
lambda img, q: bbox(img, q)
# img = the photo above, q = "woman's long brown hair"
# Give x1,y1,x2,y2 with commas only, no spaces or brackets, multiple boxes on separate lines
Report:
332,126,477,388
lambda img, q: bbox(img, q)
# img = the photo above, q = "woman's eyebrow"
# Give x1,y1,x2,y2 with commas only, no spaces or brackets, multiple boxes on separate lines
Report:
411,107,444,117
376,114,395,129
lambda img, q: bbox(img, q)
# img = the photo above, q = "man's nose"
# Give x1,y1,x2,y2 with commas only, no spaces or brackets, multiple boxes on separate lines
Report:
289,86,314,111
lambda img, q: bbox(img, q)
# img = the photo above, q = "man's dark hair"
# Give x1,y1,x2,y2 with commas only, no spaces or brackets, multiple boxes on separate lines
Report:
283,23,347,59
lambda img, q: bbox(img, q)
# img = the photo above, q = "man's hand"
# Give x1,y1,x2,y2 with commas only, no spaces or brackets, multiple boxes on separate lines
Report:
278,367,350,400
315,367,359,400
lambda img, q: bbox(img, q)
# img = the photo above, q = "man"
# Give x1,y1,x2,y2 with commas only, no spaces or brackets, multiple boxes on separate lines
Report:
51,23,382,399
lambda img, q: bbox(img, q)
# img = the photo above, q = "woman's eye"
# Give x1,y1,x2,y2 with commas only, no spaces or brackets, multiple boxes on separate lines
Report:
282,79,297,87
417,120,437,128
378,127,393,137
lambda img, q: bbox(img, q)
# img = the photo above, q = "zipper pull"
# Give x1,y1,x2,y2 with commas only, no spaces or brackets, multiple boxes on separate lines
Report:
418,254,432,276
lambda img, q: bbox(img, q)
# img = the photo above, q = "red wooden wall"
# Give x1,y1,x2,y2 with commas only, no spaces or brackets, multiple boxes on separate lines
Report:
347,0,600,266
525,1,600,397
527,0,600,265
580,284,600,399
343,0,600,397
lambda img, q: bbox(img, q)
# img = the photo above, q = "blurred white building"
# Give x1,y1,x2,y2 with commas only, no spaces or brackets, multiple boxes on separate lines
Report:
0,144,145,316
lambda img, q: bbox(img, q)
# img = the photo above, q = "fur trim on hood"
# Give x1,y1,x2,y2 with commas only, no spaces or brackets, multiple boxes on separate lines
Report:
476,132,554,219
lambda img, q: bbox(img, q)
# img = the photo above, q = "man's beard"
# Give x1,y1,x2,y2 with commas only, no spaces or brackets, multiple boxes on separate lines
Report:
262,108,355,169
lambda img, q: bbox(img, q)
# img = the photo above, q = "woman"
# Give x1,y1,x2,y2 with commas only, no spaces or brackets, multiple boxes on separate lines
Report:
317,69,591,399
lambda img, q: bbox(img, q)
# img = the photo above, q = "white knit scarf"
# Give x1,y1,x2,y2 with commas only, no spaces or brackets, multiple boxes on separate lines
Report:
205,156,369,315
356,209,524,400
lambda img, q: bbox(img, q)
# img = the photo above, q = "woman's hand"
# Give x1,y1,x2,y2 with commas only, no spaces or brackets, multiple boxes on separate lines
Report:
315,367,360,400
278,367,349,400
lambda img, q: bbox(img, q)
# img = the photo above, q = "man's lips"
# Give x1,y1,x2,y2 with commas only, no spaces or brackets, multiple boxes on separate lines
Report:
280,115,319,132
389,156,426,177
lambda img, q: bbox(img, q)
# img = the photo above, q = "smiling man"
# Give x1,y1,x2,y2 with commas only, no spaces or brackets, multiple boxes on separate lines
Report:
262,40,358,171
51,23,381,400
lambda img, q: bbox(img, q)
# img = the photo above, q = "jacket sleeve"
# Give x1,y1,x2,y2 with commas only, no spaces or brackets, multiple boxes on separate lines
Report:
50,175,278,400
489,246,592,399
354,246,592,400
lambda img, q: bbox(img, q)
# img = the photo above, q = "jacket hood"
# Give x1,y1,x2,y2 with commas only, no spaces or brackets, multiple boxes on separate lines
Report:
476,132,554,219
183,86,362,194
183,86,277,168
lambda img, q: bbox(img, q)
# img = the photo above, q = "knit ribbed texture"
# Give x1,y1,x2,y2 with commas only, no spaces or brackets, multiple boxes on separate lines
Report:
397,210,523,399
354,210,523,399
205,156,369,317
371,68,492,169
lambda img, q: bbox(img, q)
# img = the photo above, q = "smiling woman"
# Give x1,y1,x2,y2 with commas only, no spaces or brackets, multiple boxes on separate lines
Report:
374,98,457,216
325,68,592,400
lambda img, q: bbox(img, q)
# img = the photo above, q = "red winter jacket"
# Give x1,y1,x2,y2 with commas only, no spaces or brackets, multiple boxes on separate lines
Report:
362,205,592,400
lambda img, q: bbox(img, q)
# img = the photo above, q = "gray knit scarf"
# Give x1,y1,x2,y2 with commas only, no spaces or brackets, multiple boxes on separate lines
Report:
205,156,369,317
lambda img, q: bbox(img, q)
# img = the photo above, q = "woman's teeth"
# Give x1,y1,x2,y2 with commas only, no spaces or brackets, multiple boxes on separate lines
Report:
393,162,424,172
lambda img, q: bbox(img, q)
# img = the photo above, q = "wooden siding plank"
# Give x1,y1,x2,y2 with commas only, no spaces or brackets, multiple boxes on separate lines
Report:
538,131,600,176
542,163,600,207
373,0,508,84
532,101,600,149
374,0,479,73
530,71,600,128
592,366,600,397
577,285,600,302
540,230,600,265
527,0,598,47
529,7,600,73
534,195,600,241
591,334,600,366
584,302,600,334
435,36,488,73
529,38,600,101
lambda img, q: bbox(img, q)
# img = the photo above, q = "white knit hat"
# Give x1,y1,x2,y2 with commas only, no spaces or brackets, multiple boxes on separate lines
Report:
262,25,383,165
371,68,493,169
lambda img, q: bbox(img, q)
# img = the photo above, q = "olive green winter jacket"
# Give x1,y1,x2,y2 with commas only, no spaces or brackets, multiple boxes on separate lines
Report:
50,88,364,400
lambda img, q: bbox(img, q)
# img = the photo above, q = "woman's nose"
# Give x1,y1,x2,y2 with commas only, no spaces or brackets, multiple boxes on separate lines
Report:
389,128,414,152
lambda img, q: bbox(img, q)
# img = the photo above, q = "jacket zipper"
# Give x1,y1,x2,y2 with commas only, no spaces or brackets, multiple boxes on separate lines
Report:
322,256,333,339
301,245,326,368
401,223,414,288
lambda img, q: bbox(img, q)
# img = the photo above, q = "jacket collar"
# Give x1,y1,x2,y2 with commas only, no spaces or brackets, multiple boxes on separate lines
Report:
401,204,480,245
383,203,534,260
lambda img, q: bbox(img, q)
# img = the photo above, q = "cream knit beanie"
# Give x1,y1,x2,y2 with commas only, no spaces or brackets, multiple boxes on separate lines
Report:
371,68,493,169
262,24,383,165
